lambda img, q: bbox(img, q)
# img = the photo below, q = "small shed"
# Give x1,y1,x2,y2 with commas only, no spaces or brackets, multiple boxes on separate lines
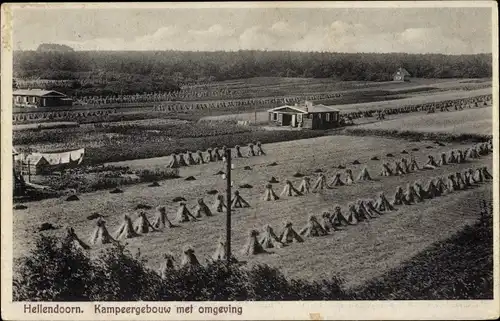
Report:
13,89,73,108
24,154,51,175
268,101,340,129
393,67,411,82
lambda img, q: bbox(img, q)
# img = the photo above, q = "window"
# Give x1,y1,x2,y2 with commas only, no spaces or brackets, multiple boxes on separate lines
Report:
273,112,278,121
326,113,330,121
297,114,303,122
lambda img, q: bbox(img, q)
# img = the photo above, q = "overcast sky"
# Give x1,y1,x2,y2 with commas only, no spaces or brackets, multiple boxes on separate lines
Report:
13,6,493,54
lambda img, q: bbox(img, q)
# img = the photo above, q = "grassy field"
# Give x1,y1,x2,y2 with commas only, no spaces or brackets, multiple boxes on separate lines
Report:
13,135,493,288
347,107,493,137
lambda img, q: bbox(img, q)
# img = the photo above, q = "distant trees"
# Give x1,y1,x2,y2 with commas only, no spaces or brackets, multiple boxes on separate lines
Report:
13,50,492,96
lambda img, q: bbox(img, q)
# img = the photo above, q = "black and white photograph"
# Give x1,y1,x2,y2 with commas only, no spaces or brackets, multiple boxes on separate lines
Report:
1,1,498,320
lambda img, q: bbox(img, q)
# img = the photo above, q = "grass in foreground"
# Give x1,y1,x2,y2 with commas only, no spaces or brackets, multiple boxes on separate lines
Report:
351,210,493,300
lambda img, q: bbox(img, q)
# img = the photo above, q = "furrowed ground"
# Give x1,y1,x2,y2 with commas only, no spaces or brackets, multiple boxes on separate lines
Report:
13,134,493,288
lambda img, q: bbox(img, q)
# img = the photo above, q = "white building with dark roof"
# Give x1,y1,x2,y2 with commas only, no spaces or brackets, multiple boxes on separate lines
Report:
13,89,73,108
267,101,340,129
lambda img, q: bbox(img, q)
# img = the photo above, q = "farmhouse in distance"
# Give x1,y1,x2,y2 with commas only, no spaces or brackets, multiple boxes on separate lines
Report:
268,101,340,129
393,67,411,82
13,89,73,108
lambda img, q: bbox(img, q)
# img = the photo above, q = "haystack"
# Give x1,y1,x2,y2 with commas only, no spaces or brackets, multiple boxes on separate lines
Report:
180,247,201,268
414,182,427,200
89,218,115,245
215,147,225,161
394,162,406,175
64,227,90,250
358,167,372,181
466,148,479,159
269,176,279,183
409,158,420,171
256,141,265,156
280,180,302,197
212,194,227,213
474,168,484,183
168,154,179,168
320,212,335,233
279,222,304,244
424,180,439,198
194,198,213,218
380,163,393,176
457,150,465,163
232,190,250,208
212,238,238,262
401,158,410,173
235,145,243,158
331,206,350,226
158,253,175,279
66,194,80,201
463,171,474,187
345,169,354,185
178,153,188,167
299,215,328,237
134,211,158,234
260,225,284,249
329,173,345,187
438,153,447,166
186,152,197,165
152,206,175,229
247,143,256,157
312,173,327,192
482,166,493,180
115,214,140,239
175,202,198,223
446,174,459,192
365,200,383,216
447,151,458,164
455,172,466,190
205,148,215,162
405,183,421,203
374,192,395,212
196,150,206,164
436,177,448,195
356,200,374,220
424,155,438,169
392,186,409,205
241,230,268,255
345,203,359,225
298,177,311,194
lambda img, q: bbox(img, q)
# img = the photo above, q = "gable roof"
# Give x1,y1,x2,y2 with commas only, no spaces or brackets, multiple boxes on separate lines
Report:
394,67,411,77
13,89,67,97
268,104,340,114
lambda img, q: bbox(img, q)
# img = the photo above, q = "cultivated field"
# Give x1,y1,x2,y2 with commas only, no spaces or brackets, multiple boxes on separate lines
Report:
348,107,493,137
14,135,493,288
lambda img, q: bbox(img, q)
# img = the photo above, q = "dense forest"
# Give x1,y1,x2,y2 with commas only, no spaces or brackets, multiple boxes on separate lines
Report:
13,50,492,95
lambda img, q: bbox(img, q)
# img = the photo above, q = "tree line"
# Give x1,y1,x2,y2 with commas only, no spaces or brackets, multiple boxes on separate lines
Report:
13,50,492,95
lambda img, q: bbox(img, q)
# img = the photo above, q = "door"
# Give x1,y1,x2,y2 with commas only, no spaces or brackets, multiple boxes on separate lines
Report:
291,114,296,127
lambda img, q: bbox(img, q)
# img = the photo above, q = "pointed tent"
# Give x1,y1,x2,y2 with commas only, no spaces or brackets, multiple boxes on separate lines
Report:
298,177,311,194
64,227,90,250
115,214,140,240
167,154,179,168
299,215,328,237
279,222,304,244
329,173,345,187
134,211,158,234
180,247,201,268
357,167,373,181
280,180,302,197
89,218,115,245
374,192,395,212
232,190,251,208
259,225,285,249
175,202,198,223
312,173,328,192
241,230,268,255
212,194,227,213
193,198,213,218
345,169,354,185
152,206,175,229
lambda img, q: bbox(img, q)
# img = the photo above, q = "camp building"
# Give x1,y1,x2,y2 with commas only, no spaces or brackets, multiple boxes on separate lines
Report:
13,89,73,108
393,67,411,82
267,101,340,129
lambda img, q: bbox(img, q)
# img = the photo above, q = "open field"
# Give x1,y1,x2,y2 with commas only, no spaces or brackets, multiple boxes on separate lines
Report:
13,135,493,288
347,108,493,137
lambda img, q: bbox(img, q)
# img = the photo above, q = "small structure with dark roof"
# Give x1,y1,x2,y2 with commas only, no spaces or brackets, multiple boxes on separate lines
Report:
393,67,411,82
267,101,340,129
13,89,73,108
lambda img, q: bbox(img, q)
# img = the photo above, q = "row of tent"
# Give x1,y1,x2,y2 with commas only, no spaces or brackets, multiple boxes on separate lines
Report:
168,143,265,168
63,164,493,273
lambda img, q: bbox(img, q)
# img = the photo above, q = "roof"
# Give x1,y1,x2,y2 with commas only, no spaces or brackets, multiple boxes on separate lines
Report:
268,104,340,114
25,154,49,166
394,67,411,77
13,89,67,97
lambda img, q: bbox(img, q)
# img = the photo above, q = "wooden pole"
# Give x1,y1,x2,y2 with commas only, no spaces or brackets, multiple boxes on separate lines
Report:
225,148,232,266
